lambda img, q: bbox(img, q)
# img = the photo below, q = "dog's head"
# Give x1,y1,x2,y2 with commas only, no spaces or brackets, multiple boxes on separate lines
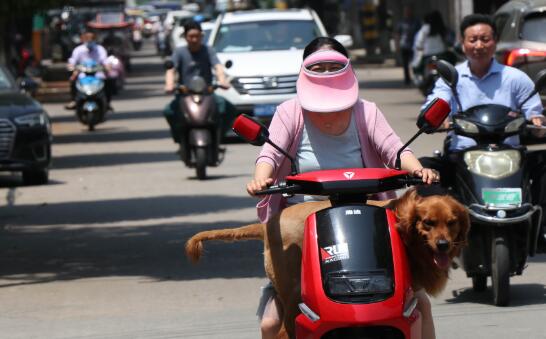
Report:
395,188,470,270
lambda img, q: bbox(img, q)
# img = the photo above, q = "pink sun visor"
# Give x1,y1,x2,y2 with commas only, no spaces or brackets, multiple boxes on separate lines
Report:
296,50,358,113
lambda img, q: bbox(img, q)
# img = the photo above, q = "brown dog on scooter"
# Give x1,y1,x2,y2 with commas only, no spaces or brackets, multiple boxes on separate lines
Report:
185,188,470,337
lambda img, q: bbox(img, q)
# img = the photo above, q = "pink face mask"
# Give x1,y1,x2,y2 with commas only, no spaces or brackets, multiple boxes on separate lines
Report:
296,49,358,113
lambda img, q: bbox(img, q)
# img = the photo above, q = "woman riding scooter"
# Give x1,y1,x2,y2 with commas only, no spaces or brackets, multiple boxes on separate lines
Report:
247,37,440,339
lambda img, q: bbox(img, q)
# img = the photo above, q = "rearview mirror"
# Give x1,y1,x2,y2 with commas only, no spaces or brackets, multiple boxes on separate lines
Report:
435,59,458,89
519,69,546,108
417,97,451,133
232,114,269,146
534,69,546,93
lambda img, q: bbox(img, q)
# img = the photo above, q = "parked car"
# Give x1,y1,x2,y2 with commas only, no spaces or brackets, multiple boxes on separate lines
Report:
494,0,546,106
0,65,52,185
208,8,353,127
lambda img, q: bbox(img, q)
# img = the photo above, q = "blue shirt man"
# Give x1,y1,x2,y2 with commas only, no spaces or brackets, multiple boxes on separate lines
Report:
423,15,544,151
424,59,543,150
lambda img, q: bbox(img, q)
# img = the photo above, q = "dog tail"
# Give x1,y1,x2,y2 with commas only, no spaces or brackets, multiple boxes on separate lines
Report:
185,223,264,263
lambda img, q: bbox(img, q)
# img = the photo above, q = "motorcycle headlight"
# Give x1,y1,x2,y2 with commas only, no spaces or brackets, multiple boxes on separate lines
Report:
504,117,525,133
76,81,104,95
326,273,393,297
14,113,46,127
464,150,521,179
454,118,479,134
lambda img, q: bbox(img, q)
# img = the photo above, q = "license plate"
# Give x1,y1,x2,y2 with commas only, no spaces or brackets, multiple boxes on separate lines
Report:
253,104,277,117
482,188,522,207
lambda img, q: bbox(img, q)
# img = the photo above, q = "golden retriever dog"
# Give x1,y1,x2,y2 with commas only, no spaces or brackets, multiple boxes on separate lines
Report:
185,188,469,337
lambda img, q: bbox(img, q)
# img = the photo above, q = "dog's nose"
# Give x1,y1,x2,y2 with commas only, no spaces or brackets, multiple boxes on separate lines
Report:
436,239,449,253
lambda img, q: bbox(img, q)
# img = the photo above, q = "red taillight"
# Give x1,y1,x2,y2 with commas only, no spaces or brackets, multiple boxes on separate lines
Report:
504,49,546,66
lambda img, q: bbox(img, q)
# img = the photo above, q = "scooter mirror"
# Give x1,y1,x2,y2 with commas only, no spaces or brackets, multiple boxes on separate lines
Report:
417,97,451,132
534,69,546,93
435,59,458,89
519,69,546,108
232,114,269,146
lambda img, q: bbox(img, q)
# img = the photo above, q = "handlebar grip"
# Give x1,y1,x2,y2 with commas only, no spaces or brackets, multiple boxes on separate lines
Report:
255,184,301,196
403,177,440,186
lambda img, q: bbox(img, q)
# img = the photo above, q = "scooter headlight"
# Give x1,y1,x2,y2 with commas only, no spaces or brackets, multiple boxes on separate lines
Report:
326,272,393,297
76,81,104,96
453,118,479,134
504,117,525,133
464,150,521,179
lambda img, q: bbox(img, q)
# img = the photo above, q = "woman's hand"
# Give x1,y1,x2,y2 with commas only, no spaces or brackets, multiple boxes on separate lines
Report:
412,168,439,185
246,177,274,196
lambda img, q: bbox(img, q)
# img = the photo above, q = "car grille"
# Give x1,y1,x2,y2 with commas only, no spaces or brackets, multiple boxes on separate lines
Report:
0,119,16,159
231,75,298,95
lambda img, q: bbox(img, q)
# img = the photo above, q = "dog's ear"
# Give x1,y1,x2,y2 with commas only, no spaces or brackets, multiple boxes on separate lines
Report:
454,199,470,243
395,188,421,238
449,197,470,255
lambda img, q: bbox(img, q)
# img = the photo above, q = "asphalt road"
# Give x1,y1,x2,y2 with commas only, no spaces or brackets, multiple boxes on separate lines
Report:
1,40,545,339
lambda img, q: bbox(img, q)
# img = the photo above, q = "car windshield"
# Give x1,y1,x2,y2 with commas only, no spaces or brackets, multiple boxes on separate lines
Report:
521,13,546,43
0,67,15,90
213,20,320,52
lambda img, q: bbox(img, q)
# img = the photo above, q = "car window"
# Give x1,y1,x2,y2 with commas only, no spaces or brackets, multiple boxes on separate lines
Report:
213,20,321,53
521,13,546,43
0,67,15,90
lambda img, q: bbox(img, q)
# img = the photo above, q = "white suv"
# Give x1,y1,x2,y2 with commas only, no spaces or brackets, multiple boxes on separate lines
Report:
208,9,352,124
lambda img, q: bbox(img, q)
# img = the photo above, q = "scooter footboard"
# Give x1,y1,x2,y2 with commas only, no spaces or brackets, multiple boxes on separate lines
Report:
296,205,419,338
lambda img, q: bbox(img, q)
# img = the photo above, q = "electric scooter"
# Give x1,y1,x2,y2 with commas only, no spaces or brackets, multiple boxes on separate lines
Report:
169,72,227,180
74,59,108,131
232,97,451,338
426,60,546,306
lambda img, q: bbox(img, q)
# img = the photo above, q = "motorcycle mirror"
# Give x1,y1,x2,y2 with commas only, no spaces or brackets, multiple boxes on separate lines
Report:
417,97,451,132
232,114,269,146
395,97,451,169
232,114,299,175
533,69,546,93
164,60,174,70
519,69,546,108
435,59,458,88
225,60,233,69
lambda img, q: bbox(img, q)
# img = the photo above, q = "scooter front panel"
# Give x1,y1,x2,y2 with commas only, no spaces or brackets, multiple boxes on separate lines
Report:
315,205,394,303
298,205,416,338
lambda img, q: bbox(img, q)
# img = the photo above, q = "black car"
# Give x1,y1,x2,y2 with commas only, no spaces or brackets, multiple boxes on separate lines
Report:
0,65,52,185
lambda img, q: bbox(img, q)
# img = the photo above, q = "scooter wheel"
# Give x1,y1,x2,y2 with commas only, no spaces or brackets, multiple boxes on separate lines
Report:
491,230,510,306
195,147,207,180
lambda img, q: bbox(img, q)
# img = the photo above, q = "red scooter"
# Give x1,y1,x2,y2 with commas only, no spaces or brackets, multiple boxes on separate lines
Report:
232,98,450,338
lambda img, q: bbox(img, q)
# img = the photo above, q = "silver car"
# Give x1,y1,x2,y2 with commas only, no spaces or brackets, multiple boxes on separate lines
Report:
493,0,546,105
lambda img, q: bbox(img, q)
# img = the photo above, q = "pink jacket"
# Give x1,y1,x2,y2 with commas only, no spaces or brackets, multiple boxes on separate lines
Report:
255,98,412,223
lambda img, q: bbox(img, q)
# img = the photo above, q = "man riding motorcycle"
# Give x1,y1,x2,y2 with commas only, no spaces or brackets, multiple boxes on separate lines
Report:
163,20,234,147
419,14,546,251
65,31,114,111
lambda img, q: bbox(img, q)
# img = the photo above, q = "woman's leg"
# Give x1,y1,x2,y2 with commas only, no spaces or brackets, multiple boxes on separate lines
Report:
416,289,436,339
260,295,282,339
